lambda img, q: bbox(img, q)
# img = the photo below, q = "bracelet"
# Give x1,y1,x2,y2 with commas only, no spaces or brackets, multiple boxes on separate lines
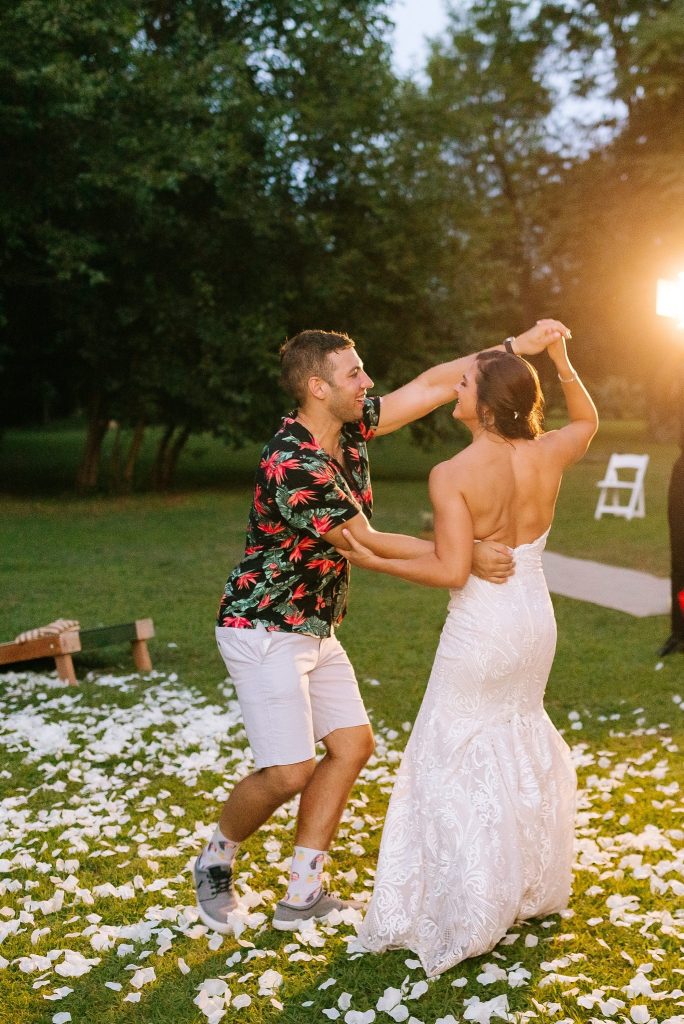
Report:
503,336,516,355
558,371,579,384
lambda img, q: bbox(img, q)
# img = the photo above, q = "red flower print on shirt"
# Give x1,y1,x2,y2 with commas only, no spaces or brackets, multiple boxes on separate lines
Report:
260,452,302,484
289,537,317,562
287,488,317,507
311,513,333,535
259,521,286,535
254,484,268,515
310,467,335,485
284,610,307,626
236,570,259,589
308,556,337,575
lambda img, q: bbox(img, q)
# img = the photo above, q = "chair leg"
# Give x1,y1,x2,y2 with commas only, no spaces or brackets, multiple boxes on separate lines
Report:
54,653,77,686
131,639,152,673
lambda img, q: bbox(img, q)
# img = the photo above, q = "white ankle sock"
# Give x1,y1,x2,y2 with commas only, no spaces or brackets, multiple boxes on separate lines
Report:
199,826,239,868
284,845,326,906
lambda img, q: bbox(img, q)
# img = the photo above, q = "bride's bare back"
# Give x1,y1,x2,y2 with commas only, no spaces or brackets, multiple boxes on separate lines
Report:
448,431,567,548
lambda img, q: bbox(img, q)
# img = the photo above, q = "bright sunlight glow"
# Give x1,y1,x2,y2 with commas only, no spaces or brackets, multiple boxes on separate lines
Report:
656,273,684,329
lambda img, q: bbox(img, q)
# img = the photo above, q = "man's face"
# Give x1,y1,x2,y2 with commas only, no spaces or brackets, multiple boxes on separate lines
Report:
324,348,374,422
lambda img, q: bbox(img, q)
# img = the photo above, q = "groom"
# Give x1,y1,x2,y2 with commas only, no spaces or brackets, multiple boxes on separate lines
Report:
194,320,568,933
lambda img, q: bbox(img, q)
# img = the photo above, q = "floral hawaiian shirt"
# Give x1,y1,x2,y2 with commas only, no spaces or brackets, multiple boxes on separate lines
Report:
217,396,381,637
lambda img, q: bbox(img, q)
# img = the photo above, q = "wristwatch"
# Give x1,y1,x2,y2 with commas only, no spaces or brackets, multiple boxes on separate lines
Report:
503,336,516,355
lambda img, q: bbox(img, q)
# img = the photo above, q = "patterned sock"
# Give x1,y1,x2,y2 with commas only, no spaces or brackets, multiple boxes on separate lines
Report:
283,846,326,906
199,826,240,869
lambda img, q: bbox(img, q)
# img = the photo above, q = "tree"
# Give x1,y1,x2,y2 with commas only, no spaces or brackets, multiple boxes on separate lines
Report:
3,1,440,489
532,0,684,399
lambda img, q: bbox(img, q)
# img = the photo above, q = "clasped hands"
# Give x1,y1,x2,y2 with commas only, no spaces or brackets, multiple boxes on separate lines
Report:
513,318,571,357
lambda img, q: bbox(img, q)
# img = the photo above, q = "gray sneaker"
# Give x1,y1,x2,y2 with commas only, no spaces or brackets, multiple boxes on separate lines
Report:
193,857,239,934
272,890,362,931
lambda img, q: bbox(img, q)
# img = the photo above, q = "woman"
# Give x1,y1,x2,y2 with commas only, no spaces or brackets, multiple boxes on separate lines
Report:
340,335,598,977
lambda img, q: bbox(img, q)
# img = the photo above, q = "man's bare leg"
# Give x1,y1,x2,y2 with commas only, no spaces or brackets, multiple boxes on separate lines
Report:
295,725,375,849
218,759,317,842
270,725,374,927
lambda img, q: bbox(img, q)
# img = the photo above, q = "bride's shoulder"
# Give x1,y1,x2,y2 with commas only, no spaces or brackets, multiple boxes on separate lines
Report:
429,452,471,487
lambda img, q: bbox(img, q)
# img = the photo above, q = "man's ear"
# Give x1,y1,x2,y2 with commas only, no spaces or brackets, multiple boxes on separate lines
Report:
307,375,329,401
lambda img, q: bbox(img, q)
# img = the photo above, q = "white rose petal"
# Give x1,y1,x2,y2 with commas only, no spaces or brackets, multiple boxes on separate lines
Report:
377,987,403,1012
463,994,512,1023
388,1006,409,1023
257,968,283,995
408,981,429,1000
130,967,156,989
43,988,73,1002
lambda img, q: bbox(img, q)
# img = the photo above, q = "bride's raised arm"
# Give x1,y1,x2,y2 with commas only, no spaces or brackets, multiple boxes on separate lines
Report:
541,336,598,468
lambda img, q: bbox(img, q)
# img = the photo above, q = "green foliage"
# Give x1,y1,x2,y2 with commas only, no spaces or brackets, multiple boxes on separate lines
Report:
2,1,444,483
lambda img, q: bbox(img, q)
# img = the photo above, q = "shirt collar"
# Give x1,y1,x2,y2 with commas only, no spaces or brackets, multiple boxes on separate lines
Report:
281,412,328,456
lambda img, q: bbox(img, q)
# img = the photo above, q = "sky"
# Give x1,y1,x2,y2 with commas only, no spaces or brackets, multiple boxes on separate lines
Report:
390,0,449,73
388,0,621,153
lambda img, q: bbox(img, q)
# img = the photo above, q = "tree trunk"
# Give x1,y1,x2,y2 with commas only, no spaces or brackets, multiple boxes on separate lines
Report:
76,393,109,493
151,424,175,490
108,421,122,492
159,425,191,490
122,420,146,492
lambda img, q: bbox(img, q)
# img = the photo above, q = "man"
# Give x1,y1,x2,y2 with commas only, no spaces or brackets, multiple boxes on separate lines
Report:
194,320,569,933
659,367,684,657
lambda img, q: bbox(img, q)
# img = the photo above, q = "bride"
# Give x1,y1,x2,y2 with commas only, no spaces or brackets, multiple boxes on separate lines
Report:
336,334,597,976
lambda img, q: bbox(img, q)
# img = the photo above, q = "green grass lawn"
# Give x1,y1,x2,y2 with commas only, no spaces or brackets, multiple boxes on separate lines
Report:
0,420,683,1024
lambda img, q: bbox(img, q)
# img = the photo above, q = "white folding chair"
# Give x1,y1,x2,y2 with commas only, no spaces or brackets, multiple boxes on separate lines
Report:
594,453,650,520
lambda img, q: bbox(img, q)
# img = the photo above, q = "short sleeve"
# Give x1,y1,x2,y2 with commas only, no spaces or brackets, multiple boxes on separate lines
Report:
270,455,360,538
358,396,381,440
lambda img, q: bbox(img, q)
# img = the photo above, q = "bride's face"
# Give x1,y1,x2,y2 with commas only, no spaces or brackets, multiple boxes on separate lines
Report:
452,361,481,425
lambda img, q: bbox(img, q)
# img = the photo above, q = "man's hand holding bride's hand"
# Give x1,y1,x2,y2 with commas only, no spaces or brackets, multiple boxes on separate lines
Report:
513,319,571,357
336,528,379,570
472,541,514,584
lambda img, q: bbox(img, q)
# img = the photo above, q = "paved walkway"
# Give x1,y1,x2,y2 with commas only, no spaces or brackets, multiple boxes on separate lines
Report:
542,551,670,618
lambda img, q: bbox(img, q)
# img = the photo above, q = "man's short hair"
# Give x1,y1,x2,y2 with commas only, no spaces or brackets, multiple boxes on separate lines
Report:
279,330,355,404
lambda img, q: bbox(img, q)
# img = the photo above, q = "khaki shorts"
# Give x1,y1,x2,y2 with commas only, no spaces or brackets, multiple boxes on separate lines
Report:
215,625,370,769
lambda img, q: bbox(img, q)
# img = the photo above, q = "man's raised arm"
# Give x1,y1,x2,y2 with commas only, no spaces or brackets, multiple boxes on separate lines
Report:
375,318,570,437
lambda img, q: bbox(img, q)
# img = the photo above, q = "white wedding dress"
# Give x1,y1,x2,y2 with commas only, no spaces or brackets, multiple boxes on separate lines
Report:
358,530,576,977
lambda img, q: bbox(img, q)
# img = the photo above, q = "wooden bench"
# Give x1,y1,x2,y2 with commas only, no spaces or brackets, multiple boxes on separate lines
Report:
0,618,155,685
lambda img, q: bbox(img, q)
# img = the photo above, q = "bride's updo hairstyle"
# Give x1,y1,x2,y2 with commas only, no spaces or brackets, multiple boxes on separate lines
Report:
475,350,544,440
